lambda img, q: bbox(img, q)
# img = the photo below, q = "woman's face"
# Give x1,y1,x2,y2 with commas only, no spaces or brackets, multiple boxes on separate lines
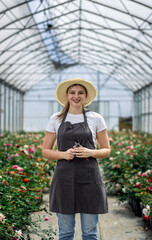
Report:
66,85,87,108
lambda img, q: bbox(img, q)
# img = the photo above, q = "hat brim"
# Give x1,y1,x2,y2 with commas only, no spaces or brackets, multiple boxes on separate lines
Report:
56,78,97,106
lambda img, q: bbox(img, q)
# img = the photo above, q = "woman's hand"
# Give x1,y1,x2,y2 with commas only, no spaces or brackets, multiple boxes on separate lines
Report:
72,147,93,158
64,148,75,160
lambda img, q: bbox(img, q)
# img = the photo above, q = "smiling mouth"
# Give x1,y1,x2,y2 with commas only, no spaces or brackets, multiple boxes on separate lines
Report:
73,99,80,103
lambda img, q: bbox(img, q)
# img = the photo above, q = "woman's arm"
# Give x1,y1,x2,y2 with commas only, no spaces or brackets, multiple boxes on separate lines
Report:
72,129,110,159
91,129,111,158
42,131,74,160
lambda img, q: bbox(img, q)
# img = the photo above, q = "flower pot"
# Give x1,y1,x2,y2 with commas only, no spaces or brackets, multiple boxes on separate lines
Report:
128,197,133,208
132,199,142,217
42,187,49,193
140,202,145,221
149,216,152,230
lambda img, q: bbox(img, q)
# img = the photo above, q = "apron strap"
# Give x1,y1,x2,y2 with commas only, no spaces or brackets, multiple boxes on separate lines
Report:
83,109,87,123
83,109,90,123
62,111,68,123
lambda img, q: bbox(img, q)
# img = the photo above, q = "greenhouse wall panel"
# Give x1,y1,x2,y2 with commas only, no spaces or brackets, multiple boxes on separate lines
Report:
24,101,61,131
24,99,121,132
0,80,24,134
0,1,152,237
133,83,152,134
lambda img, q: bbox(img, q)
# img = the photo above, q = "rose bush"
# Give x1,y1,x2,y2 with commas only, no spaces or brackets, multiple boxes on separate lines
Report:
100,130,152,219
0,132,56,239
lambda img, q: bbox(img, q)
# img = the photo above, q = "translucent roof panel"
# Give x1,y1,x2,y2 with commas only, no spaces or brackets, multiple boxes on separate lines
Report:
0,0,152,92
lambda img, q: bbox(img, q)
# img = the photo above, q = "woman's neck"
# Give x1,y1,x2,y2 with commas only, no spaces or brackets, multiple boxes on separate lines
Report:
68,106,83,114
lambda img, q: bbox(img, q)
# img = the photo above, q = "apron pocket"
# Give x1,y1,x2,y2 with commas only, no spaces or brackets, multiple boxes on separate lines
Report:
53,161,74,183
75,164,91,184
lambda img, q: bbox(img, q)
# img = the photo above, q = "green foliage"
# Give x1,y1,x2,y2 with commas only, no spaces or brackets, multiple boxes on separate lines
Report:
0,132,57,239
100,130,152,214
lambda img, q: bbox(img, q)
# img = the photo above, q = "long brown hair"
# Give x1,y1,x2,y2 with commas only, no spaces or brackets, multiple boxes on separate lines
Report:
57,84,87,121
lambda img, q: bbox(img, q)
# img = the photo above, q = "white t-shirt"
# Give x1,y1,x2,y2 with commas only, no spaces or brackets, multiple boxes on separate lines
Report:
46,111,107,145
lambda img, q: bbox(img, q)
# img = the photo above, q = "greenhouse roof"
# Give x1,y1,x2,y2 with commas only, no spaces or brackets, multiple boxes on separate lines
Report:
0,0,152,92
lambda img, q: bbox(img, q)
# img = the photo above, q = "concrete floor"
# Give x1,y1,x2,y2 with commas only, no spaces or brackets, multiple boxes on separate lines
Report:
25,194,152,240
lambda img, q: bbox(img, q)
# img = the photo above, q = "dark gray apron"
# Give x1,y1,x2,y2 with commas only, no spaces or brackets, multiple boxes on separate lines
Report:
49,110,108,214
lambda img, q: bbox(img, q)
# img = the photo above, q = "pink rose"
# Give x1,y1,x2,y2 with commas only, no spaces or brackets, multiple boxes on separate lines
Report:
137,171,141,176
12,165,19,169
45,217,49,221
126,152,130,155
109,137,113,142
141,172,146,177
17,167,23,172
6,144,12,147
36,189,41,192
0,213,6,223
136,182,141,189
28,148,35,153
15,229,22,238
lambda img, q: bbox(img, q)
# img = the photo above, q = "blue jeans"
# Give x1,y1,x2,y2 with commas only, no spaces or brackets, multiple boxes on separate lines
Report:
56,213,98,240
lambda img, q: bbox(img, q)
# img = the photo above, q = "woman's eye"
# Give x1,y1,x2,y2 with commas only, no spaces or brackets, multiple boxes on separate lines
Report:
69,91,84,94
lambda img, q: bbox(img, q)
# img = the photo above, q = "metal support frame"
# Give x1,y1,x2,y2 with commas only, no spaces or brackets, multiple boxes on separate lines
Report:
0,83,1,133
3,84,6,132
0,1,152,133
0,0,152,92
58,71,62,112
8,87,11,132
21,93,24,131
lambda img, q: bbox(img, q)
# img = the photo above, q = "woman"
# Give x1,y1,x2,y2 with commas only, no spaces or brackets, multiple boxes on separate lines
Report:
42,78,110,240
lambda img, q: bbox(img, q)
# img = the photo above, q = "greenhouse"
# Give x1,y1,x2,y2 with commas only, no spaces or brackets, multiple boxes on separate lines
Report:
0,1,152,239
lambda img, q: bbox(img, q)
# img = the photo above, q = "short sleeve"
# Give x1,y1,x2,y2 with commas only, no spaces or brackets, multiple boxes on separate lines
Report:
45,113,58,133
96,114,107,132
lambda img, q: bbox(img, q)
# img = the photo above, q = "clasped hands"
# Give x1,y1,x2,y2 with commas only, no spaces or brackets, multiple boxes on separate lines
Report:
64,147,92,161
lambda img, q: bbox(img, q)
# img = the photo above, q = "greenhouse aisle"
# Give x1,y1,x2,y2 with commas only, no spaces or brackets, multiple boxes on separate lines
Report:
27,194,152,240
